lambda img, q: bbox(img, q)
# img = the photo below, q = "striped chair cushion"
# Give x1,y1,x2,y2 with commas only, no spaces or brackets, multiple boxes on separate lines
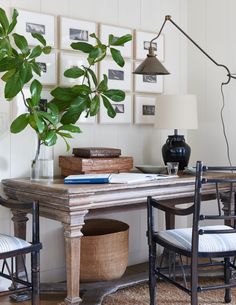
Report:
0,234,31,253
157,225,236,253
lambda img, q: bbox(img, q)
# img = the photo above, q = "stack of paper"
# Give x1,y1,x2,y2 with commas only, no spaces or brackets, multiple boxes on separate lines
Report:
64,173,177,184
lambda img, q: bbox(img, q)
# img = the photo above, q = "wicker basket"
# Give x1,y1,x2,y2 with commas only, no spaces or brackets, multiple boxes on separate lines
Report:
80,218,129,282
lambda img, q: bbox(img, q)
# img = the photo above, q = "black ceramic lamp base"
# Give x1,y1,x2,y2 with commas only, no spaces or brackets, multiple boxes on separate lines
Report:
162,135,191,170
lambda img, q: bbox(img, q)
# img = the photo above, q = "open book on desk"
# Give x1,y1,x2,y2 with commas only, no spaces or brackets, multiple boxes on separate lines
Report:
64,173,177,184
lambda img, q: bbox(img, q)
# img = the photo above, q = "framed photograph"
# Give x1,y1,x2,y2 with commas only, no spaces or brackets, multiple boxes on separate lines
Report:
59,52,97,86
99,24,132,58
135,31,164,61
134,95,157,124
14,9,56,47
99,94,132,124
34,51,57,86
99,59,132,91
60,17,97,50
134,62,163,93
12,88,53,118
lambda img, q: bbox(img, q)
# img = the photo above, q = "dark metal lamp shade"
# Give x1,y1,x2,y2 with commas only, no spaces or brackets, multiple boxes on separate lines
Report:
134,54,170,75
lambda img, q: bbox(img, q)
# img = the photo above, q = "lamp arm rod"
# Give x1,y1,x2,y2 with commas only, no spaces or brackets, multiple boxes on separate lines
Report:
150,18,168,44
151,15,236,84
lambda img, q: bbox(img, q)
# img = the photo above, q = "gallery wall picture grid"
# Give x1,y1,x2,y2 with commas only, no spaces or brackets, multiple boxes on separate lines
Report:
134,95,157,124
59,52,97,86
99,24,133,58
99,94,132,124
135,30,164,61
134,62,163,93
99,59,132,91
14,9,56,47
60,17,97,50
34,52,57,86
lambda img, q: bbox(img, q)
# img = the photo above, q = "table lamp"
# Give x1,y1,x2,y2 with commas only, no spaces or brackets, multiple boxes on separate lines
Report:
155,94,198,170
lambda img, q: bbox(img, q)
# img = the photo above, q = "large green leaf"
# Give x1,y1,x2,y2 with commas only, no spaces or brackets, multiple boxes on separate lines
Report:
10,113,29,133
90,95,100,116
5,71,23,98
110,48,124,67
72,84,91,95
48,98,71,112
30,79,42,106
57,131,73,138
88,45,106,64
31,61,41,76
0,57,22,72
86,67,98,86
101,95,116,118
103,89,125,102
0,37,11,53
64,67,84,78
13,33,29,55
31,33,46,46
51,87,77,102
58,124,81,133
38,111,57,125
61,107,83,124
97,74,108,92
60,97,88,124
1,69,15,82
43,130,57,146
28,46,43,59
19,61,33,84
47,102,59,117
88,47,101,59
71,42,93,53
109,34,132,46
0,8,9,35
33,111,45,133
7,9,18,34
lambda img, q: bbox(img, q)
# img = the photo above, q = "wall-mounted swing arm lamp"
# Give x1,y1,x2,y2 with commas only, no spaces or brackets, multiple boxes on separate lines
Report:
134,15,236,82
134,15,236,167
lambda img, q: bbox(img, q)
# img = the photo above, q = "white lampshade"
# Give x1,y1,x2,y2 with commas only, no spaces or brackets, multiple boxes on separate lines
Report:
155,94,198,130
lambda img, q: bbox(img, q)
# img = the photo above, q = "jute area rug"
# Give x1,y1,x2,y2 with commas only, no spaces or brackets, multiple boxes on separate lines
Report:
102,280,236,305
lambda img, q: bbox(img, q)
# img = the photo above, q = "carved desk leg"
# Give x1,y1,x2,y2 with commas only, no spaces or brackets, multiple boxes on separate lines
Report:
62,223,84,305
221,191,235,227
10,209,31,301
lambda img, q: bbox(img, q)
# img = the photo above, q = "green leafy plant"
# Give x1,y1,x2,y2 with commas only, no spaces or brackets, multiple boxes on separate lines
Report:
0,8,132,169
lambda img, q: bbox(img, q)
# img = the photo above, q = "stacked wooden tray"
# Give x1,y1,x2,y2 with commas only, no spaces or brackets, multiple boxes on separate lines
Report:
59,147,133,176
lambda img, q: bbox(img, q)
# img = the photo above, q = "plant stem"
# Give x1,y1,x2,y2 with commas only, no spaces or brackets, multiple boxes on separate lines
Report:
32,136,41,168
20,89,30,111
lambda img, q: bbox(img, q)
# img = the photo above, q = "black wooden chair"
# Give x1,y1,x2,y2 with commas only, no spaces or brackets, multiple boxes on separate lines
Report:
147,160,236,305
0,196,42,305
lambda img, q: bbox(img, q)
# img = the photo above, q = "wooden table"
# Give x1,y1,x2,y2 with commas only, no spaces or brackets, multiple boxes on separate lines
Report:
2,175,231,305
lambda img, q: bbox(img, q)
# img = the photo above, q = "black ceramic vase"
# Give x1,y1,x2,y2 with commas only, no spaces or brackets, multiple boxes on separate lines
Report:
162,135,191,170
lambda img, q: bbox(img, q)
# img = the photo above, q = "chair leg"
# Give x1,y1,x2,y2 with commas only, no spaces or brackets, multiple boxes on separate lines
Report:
149,243,157,305
190,257,198,305
224,257,231,303
31,251,40,305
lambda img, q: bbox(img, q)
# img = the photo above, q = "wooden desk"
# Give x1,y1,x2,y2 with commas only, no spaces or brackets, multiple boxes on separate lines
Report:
1,175,229,305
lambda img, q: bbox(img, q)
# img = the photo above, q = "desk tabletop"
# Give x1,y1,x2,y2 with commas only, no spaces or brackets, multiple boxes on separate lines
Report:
1,173,232,225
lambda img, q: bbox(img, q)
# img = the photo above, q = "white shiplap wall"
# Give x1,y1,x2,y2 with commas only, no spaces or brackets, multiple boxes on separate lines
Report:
188,0,236,167
0,0,187,281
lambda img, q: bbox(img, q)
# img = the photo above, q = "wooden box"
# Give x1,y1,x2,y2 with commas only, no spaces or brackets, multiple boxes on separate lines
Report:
59,156,133,176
